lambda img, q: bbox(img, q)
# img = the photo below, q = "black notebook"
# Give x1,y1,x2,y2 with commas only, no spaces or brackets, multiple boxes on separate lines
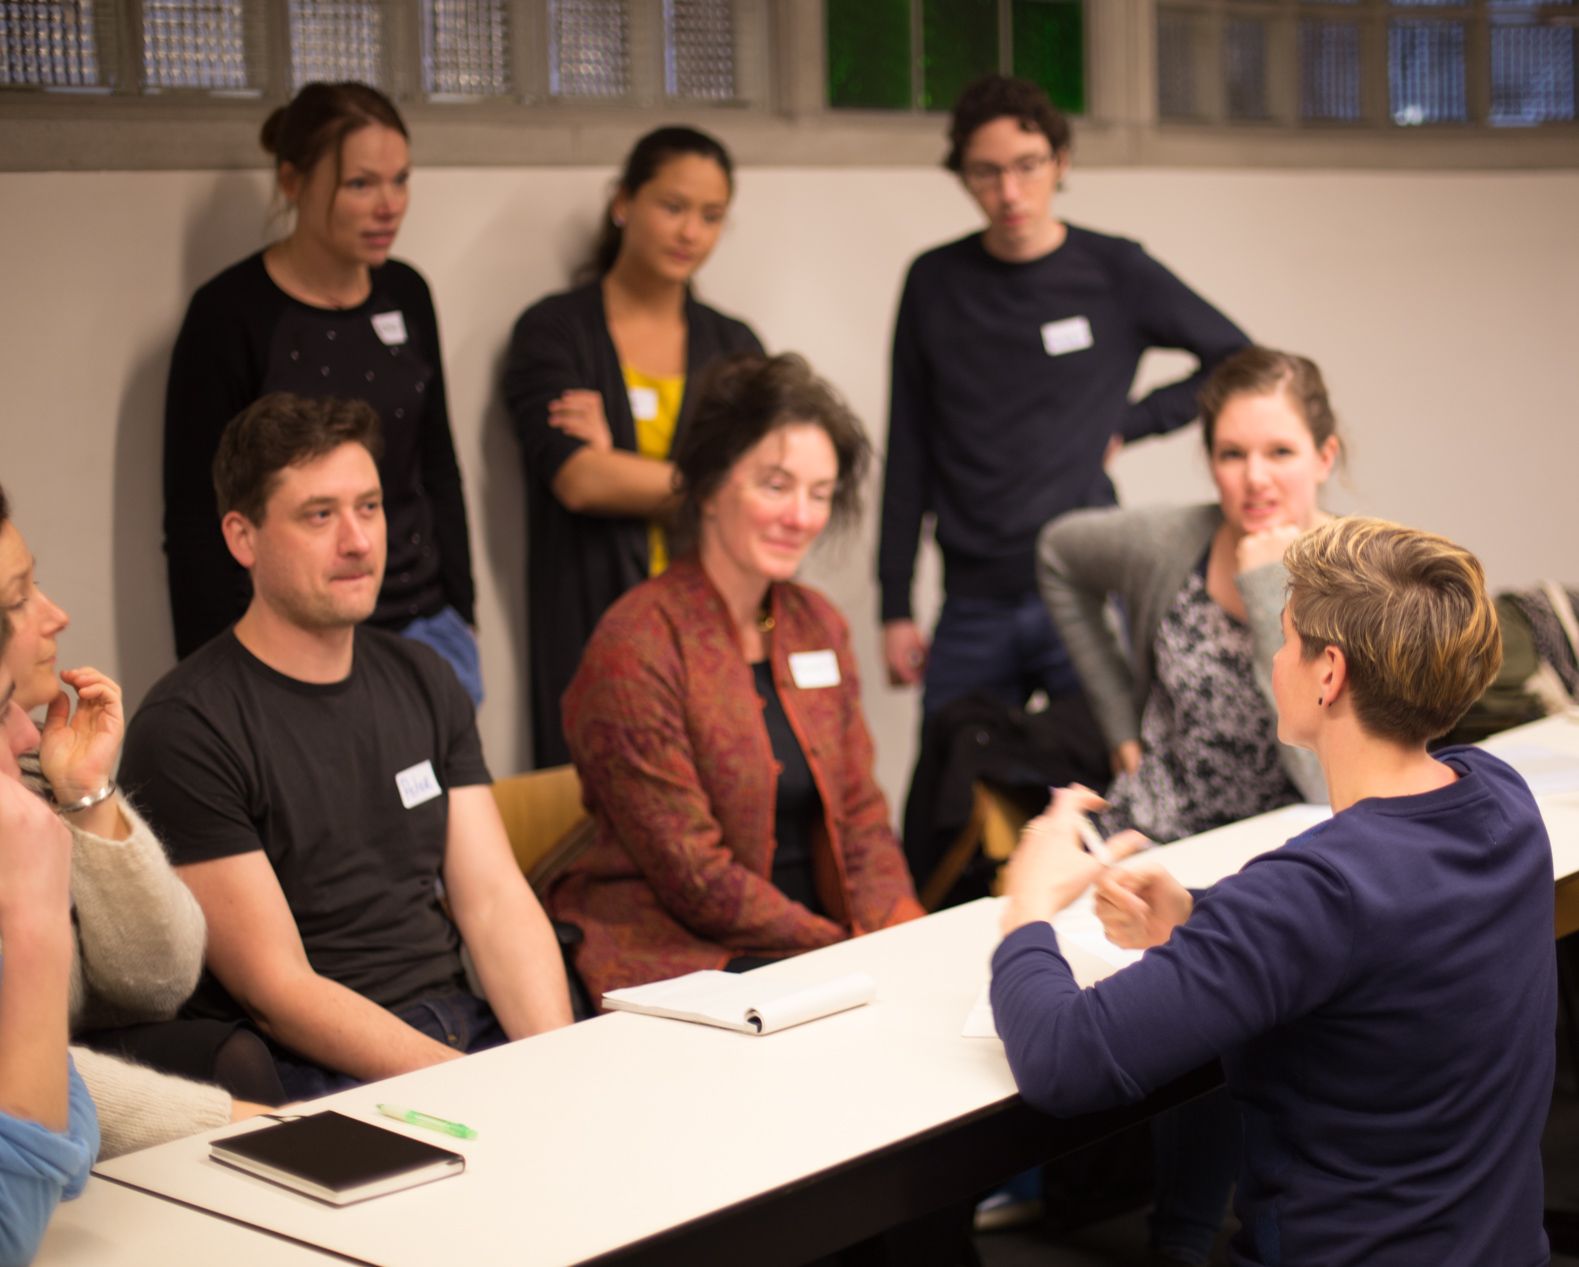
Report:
209,1111,466,1206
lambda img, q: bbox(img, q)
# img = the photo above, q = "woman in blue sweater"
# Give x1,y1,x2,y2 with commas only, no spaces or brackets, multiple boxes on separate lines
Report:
0,633,98,1265
993,517,1552,1266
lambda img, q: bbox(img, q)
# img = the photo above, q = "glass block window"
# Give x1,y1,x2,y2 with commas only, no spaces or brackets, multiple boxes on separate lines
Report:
826,0,1085,114
421,0,510,96
1299,17,1363,120
1490,19,1574,124
826,0,909,108
1157,8,1204,119
665,0,734,99
142,0,251,90
1011,0,1083,115
0,1,103,88
549,0,629,98
289,1,381,90
921,0,998,111
1389,18,1467,123
1225,15,1271,120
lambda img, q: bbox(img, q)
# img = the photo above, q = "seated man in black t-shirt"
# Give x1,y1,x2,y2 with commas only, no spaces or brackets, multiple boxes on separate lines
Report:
123,392,572,1099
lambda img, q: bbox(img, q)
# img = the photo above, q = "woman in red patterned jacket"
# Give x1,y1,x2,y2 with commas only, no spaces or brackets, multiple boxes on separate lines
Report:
550,353,923,1002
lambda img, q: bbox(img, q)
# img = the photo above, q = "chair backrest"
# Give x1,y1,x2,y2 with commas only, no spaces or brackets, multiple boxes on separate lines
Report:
490,765,592,892
918,781,1033,911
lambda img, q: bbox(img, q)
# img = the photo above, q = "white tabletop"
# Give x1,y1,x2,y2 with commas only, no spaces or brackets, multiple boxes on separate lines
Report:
90,898,1025,1267
36,1174,345,1265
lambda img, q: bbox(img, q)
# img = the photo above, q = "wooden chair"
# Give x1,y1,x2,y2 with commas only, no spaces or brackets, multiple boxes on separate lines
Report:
490,765,593,893
918,781,1034,912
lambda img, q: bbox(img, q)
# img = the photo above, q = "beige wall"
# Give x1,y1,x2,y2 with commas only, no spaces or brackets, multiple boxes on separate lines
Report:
2,164,1576,813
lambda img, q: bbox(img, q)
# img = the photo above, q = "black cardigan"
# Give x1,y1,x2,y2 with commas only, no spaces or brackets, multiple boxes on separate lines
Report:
503,281,763,766
163,253,476,656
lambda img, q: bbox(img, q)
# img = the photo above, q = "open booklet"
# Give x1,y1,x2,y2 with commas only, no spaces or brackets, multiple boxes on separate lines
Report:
603,969,877,1035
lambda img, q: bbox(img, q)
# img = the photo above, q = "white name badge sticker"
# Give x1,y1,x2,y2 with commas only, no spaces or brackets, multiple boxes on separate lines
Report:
1040,315,1093,357
395,759,442,810
628,385,659,422
788,650,841,690
371,310,408,346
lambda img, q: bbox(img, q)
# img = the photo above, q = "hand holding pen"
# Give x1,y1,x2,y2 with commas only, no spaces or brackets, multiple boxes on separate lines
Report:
999,785,1147,935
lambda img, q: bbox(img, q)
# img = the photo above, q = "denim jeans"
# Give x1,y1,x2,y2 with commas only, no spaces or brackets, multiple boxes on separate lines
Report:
269,990,507,1102
923,591,1081,717
399,605,484,708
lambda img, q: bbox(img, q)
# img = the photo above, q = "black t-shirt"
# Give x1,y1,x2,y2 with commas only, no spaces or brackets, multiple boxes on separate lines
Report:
121,628,492,1022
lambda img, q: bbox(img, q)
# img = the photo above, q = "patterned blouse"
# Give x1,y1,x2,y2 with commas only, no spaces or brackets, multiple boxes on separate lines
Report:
1101,564,1300,843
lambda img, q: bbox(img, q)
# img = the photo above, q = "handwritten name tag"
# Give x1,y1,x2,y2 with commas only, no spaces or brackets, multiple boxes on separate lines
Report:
371,310,408,346
1040,315,1093,357
395,759,442,809
789,650,841,690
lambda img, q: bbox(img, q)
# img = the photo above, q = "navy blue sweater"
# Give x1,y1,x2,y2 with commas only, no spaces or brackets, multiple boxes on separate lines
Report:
992,747,1554,1267
878,226,1247,621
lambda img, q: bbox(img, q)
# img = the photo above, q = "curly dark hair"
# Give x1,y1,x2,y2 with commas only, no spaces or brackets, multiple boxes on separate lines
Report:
669,353,870,556
944,74,1071,173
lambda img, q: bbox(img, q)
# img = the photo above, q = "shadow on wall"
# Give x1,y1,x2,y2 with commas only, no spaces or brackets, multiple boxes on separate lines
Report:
113,171,271,710
464,192,599,774
479,341,533,772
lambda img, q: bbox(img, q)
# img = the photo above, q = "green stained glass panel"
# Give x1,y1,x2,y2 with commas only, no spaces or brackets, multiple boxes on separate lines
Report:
921,0,999,111
1013,0,1084,114
826,0,911,109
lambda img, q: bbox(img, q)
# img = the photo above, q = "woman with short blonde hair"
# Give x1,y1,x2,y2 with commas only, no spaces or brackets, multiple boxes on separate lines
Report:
995,517,1552,1265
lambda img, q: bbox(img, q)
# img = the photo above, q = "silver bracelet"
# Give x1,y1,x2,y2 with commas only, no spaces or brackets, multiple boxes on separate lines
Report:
58,780,117,815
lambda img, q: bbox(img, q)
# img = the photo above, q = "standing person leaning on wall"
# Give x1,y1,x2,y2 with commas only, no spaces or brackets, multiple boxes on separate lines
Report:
503,126,763,767
163,81,482,703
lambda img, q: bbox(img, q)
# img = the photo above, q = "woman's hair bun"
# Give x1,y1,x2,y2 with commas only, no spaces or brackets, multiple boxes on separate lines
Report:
259,105,289,157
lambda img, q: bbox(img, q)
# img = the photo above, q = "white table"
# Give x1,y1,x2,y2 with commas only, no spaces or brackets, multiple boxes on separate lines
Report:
35,1175,344,1266
48,713,1579,1266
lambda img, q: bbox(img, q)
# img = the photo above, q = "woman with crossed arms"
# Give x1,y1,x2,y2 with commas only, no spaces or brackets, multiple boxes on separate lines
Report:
504,126,763,766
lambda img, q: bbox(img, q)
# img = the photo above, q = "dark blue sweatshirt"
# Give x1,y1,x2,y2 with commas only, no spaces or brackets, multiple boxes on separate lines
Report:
991,747,1554,1267
878,226,1248,622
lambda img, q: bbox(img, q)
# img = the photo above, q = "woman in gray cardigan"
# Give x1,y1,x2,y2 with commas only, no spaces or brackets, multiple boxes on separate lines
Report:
1039,347,1339,845
1037,348,1340,1265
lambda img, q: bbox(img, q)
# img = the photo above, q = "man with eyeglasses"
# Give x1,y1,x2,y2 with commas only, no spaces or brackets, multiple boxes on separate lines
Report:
878,73,1248,723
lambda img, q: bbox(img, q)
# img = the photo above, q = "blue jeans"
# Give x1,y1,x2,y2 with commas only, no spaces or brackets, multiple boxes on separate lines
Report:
269,990,507,1102
399,605,483,708
923,591,1080,717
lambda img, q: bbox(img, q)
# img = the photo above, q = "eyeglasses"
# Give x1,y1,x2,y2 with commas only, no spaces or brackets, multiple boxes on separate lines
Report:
961,151,1055,192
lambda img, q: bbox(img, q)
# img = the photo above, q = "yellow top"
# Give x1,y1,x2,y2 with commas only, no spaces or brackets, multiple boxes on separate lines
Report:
624,365,685,576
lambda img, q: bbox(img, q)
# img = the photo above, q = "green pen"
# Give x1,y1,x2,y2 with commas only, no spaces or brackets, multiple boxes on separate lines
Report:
376,1103,479,1140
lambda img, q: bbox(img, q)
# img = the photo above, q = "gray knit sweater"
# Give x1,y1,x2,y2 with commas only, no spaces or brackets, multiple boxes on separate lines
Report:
1036,503,1327,805
47,796,231,1156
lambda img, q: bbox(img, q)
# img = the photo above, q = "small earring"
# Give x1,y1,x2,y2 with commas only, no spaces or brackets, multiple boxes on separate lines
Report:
1317,696,1325,707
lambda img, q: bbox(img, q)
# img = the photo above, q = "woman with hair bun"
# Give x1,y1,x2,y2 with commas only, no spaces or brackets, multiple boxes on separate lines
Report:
548,354,920,1003
164,81,481,701
504,125,763,766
